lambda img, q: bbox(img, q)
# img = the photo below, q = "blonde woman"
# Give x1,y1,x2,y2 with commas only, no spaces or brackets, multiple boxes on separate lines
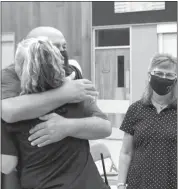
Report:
117,54,177,189
3,37,111,189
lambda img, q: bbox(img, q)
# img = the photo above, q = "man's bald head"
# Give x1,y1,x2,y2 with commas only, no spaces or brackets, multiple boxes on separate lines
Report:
26,27,66,50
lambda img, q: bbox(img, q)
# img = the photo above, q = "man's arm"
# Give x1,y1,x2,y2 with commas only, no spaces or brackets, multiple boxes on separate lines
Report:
69,117,111,140
2,83,73,123
28,100,111,147
2,64,98,123
70,99,111,140
2,80,97,123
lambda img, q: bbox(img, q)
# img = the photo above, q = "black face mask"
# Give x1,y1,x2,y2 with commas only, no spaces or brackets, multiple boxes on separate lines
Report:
150,75,176,96
60,50,70,75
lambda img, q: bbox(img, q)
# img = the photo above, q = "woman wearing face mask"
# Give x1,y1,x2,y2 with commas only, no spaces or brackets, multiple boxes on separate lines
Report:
117,54,177,189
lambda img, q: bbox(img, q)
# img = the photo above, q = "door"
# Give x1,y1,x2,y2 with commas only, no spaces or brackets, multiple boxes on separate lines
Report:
95,48,130,128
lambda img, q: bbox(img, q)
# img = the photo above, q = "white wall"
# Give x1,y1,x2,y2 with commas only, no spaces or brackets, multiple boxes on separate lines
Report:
162,33,177,57
157,23,177,58
2,33,15,69
131,24,158,102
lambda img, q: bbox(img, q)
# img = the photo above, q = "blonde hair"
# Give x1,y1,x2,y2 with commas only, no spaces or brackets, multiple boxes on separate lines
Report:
142,53,177,105
15,37,65,95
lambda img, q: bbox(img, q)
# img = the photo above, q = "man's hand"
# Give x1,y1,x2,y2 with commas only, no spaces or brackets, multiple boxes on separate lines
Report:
63,71,99,103
28,113,72,147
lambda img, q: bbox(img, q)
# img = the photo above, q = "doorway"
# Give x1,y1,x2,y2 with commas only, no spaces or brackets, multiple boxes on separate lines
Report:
93,27,131,128
95,48,130,128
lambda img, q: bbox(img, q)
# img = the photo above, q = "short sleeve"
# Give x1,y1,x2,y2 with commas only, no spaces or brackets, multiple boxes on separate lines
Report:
83,99,108,120
68,65,83,79
1,64,21,99
120,102,139,136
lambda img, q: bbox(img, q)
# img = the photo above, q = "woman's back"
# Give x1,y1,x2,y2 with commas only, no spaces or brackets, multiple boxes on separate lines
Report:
8,37,91,189
5,102,90,189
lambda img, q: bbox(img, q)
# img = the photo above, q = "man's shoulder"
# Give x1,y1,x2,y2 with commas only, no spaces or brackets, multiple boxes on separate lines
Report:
2,64,15,73
1,64,20,99
2,64,17,80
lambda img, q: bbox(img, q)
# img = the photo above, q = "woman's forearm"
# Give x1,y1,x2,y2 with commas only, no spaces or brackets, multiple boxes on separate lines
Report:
118,152,132,183
2,87,72,123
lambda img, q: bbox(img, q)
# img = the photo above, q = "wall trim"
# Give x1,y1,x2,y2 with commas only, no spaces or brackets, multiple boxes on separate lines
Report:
95,46,130,50
92,29,96,85
129,25,133,104
92,21,176,30
157,23,177,33
2,32,15,42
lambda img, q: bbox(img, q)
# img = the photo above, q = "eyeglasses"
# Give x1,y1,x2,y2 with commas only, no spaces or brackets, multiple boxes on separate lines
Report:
150,71,177,80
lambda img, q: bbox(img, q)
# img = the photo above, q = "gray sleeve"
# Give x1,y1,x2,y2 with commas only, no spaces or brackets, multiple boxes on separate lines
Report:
83,99,108,120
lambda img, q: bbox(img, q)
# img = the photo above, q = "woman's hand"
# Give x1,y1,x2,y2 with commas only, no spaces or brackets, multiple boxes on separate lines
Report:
28,113,73,147
63,71,99,102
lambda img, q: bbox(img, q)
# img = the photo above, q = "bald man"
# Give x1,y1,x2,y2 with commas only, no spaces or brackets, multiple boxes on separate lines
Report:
1,27,111,189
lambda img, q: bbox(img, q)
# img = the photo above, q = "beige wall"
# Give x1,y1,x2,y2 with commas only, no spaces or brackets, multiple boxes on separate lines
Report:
2,2,92,79
2,33,15,69
131,24,158,103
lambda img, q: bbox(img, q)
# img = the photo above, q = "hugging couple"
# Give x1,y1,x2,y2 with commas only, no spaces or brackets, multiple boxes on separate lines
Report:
1,26,111,189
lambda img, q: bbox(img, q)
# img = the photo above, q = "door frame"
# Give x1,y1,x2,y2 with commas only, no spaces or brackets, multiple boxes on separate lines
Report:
91,26,132,115
91,21,177,108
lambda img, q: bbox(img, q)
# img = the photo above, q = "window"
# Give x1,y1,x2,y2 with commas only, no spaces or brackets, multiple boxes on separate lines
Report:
117,56,124,87
157,23,177,57
95,28,130,47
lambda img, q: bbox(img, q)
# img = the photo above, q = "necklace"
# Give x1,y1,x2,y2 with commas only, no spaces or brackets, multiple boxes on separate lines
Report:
151,98,168,110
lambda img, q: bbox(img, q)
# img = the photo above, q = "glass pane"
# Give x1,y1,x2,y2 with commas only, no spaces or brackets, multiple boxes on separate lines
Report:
117,56,125,87
95,28,130,47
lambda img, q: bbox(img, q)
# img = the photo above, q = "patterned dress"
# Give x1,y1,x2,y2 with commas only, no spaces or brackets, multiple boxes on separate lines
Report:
120,100,177,189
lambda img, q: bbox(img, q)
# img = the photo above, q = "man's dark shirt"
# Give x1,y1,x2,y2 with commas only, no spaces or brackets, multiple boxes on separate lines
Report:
1,64,109,189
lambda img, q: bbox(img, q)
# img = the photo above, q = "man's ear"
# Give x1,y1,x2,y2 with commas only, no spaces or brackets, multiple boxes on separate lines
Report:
69,59,82,74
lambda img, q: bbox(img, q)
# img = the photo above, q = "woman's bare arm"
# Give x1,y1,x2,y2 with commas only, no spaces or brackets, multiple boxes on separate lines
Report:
118,132,134,185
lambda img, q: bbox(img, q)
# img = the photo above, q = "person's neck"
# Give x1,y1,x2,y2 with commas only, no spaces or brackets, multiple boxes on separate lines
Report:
152,92,172,105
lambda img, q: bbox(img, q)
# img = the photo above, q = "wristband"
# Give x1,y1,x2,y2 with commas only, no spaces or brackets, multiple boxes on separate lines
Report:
117,183,128,188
